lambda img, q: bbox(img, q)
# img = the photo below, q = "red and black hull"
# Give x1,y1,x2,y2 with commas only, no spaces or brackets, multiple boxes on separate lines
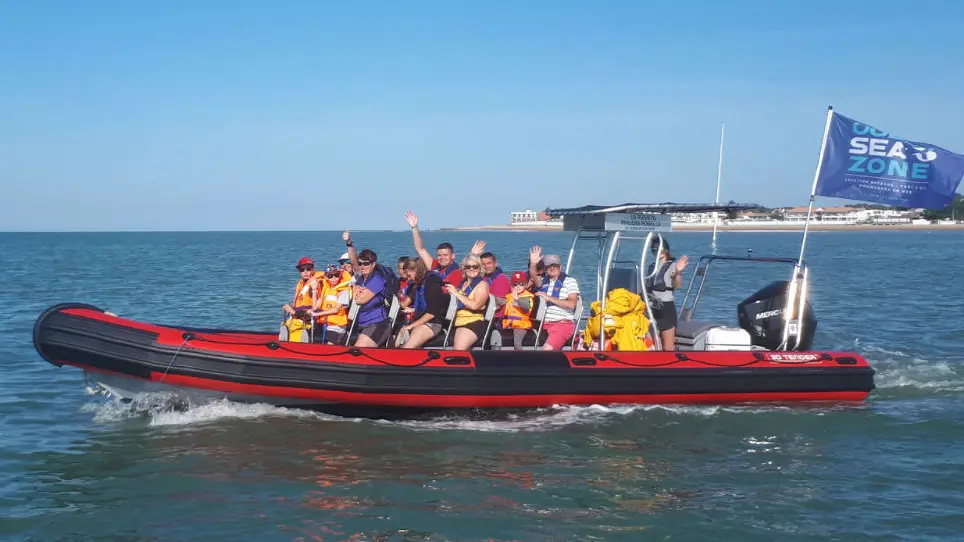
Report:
34,304,875,416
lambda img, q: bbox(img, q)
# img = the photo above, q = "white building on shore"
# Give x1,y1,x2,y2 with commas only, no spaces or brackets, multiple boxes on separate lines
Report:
509,210,562,227
512,205,925,228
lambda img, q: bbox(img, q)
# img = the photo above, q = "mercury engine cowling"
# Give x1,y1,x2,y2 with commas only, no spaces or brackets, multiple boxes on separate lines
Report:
737,280,816,351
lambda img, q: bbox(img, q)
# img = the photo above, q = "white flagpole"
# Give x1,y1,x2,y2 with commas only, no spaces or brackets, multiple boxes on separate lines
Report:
782,105,833,350
712,121,725,248
797,106,834,265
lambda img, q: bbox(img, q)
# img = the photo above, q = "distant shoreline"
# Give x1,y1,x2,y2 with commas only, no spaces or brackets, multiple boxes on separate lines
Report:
441,223,964,232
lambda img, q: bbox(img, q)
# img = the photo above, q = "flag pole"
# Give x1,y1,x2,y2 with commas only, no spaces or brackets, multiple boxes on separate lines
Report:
782,105,833,350
712,121,725,249
797,105,834,266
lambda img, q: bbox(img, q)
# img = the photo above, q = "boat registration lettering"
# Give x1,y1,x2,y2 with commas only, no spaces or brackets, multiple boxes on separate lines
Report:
765,353,821,362
604,213,672,232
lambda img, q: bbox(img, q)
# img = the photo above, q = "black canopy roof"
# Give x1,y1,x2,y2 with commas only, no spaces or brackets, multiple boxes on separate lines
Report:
545,202,759,216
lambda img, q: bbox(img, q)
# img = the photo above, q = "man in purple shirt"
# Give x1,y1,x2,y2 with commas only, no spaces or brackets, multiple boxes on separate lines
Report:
480,251,512,319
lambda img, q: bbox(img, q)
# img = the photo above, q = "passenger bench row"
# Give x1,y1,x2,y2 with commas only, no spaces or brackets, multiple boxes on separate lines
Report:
335,293,585,350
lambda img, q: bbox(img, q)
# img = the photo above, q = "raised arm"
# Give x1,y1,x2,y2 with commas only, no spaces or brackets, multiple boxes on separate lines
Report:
343,230,359,270
405,211,434,269
469,240,486,257
528,245,543,288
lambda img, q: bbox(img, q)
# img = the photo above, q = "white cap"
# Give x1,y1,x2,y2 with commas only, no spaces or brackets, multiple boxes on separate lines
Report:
339,252,350,261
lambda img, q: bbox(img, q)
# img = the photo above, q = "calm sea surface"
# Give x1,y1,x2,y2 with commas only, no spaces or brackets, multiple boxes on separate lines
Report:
2,230,963,541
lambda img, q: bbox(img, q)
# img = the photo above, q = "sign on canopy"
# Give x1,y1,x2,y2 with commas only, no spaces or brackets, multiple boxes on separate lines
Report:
603,213,672,233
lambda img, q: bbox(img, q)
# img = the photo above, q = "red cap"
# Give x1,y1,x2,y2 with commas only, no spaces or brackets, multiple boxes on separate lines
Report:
296,257,314,269
511,271,528,284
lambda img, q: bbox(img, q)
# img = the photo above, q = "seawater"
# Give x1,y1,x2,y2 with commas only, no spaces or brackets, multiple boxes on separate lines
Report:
2,230,963,541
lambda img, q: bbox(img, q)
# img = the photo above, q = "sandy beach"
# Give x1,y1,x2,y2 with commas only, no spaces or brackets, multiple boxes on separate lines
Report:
441,223,964,232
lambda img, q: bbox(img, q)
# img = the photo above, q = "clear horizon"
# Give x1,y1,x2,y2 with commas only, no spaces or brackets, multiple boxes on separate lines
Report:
3,1,963,232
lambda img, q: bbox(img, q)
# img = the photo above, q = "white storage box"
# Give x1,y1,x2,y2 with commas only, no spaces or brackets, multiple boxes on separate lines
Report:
675,321,754,351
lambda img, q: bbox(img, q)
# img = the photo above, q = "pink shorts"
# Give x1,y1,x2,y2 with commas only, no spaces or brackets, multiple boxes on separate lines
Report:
542,320,576,350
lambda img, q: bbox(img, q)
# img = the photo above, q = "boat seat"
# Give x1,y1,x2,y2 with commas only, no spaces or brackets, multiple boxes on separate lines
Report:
520,295,550,350
343,295,399,347
343,300,362,345
471,294,498,350
386,295,400,326
566,295,585,350
381,296,401,346
675,320,717,341
384,296,401,345
607,267,641,296
421,294,460,348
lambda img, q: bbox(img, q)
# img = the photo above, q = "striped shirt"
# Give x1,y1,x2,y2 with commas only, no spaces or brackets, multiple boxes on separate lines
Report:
542,275,580,322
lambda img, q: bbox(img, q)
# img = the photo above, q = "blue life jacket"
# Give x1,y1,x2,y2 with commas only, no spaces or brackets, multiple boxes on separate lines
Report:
484,267,504,285
436,262,459,280
539,272,568,298
413,280,429,313
456,277,484,309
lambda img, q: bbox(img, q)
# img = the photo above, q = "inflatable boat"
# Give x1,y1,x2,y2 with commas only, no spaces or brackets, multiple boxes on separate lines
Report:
34,304,873,415
32,203,876,417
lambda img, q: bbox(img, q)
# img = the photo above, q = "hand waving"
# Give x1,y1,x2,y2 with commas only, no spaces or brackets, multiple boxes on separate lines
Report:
529,245,542,265
404,211,419,229
470,240,486,256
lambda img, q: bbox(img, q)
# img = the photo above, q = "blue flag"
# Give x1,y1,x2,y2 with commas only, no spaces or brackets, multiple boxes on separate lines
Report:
814,112,964,209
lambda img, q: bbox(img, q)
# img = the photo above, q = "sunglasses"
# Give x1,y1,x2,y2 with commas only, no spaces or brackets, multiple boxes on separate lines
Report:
463,264,480,270
357,260,373,266
297,266,314,272
325,273,340,278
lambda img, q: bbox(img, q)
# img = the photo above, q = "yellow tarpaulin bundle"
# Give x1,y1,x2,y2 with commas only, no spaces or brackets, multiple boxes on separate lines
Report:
279,316,312,343
582,288,652,351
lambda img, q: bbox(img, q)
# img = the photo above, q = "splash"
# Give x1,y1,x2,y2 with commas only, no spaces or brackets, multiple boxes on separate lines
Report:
77,386,862,433
860,342,964,396
373,403,800,433
79,392,787,433
81,393,334,428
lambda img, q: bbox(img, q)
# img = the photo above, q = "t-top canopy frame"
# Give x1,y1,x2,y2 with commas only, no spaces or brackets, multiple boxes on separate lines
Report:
553,201,811,352
546,202,759,233
546,202,759,216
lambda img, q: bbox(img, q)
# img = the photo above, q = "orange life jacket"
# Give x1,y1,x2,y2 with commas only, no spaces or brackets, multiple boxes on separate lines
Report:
293,272,324,310
502,291,534,329
317,280,352,327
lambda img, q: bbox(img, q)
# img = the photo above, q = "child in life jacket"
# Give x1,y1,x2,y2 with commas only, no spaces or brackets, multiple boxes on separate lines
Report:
502,271,536,349
283,257,322,318
312,264,353,344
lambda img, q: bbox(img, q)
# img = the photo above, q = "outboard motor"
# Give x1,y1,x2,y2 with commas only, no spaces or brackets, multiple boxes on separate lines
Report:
737,280,817,351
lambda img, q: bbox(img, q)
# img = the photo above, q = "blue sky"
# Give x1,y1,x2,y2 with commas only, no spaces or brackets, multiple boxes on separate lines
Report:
3,0,963,231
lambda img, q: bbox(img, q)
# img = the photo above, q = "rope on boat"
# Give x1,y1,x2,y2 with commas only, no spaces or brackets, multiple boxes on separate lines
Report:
580,351,833,369
178,333,444,368
158,336,191,382
174,333,835,370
